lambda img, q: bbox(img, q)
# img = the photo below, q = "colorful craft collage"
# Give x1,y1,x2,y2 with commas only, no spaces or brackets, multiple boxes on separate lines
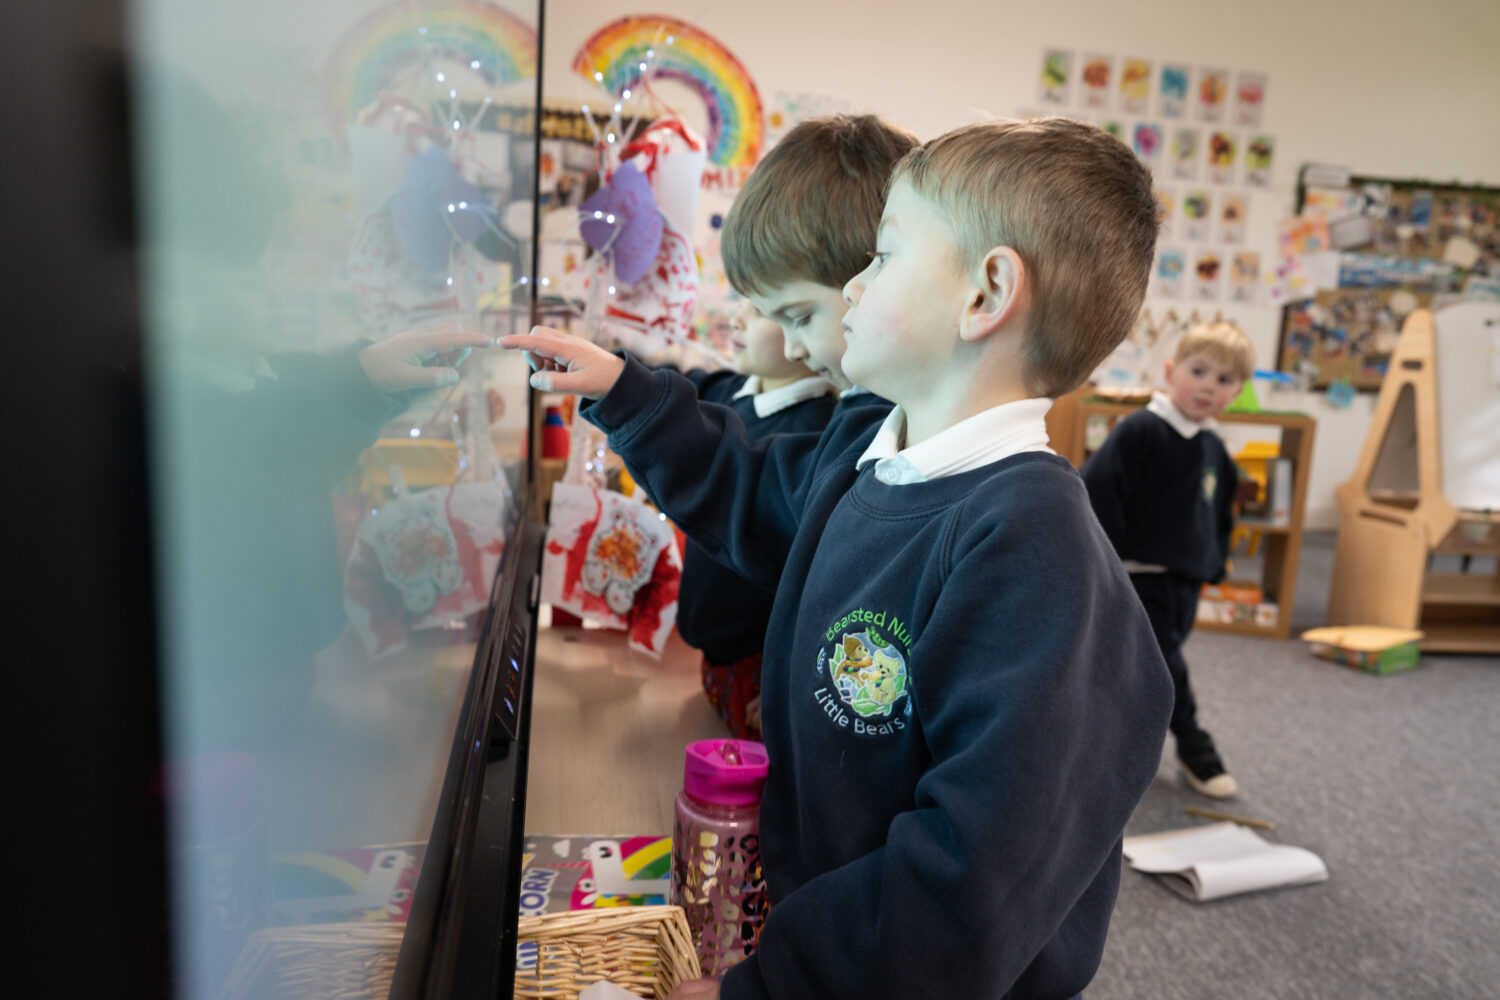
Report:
1029,50,1275,309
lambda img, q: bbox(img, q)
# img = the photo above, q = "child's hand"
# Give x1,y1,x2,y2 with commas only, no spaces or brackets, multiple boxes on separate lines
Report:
497,326,626,398
745,695,762,735
358,321,492,391
663,979,720,1000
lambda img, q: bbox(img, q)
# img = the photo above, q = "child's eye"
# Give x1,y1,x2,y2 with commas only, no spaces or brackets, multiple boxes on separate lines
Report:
867,250,890,269
789,313,811,329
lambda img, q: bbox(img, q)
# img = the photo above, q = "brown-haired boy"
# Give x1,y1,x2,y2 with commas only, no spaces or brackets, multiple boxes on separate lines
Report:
502,117,1172,999
722,114,918,397
671,114,919,736
1083,320,1256,799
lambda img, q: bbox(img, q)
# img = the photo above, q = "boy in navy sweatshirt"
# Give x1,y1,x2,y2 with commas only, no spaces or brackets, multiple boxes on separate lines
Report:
1082,321,1254,798
671,300,835,737
502,118,1173,1000
677,113,919,736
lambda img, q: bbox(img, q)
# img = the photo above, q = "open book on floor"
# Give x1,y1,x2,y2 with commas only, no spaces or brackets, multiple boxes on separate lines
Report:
1122,822,1328,902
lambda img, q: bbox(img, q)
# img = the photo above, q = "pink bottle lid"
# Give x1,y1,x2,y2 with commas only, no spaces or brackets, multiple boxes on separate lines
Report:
682,739,770,807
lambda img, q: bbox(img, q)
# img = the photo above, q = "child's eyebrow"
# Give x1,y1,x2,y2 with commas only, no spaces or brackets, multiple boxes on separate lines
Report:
876,218,899,241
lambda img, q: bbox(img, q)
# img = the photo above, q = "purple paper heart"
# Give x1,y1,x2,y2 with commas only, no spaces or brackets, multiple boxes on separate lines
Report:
578,161,664,285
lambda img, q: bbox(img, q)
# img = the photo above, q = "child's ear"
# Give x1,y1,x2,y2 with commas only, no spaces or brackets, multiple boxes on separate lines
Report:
1163,357,1176,382
960,246,1026,343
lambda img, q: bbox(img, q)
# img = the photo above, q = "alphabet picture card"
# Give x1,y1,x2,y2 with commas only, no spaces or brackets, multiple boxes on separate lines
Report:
1234,72,1268,128
1170,127,1200,181
1220,194,1248,245
1183,189,1214,242
1197,68,1230,123
1118,57,1153,115
1245,135,1276,187
1193,249,1223,301
1159,63,1191,118
1208,131,1238,185
1080,53,1116,109
1038,48,1075,106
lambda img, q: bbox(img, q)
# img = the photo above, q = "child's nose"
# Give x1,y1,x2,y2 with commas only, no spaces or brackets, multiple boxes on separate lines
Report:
783,339,808,363
843,275,863,306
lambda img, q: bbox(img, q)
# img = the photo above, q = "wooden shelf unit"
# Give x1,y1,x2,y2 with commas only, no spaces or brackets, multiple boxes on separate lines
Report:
1048,389,1317,641
1325,307,1500,654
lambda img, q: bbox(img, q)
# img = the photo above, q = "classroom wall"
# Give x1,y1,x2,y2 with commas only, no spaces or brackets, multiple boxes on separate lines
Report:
543,0,1500,528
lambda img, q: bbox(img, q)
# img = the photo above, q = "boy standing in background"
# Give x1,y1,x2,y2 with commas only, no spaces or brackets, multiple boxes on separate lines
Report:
1082,321,1255,799
505,117,1172,999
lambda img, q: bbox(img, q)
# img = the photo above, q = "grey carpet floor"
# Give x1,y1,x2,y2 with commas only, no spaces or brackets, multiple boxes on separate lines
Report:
1089,532,1500,1000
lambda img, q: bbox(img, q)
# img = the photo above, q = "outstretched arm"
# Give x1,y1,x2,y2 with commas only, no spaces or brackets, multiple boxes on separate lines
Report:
498,327,866,589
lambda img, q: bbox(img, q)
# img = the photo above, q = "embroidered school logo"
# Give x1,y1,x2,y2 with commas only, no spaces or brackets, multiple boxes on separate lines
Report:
1202,466,1218,503
818,630,908,720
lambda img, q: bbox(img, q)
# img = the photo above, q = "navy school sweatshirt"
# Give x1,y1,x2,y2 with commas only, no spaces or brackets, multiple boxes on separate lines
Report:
1080,408,1239,584
585,357,1173,1000
671,367,837,664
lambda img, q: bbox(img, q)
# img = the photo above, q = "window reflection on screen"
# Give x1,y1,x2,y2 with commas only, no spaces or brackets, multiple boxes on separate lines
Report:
131,1,538,995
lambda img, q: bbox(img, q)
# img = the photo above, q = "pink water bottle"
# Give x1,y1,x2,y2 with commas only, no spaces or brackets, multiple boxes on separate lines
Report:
671,738,770,978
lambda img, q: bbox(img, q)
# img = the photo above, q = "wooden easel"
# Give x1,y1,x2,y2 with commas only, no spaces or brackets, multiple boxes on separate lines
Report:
1326,307,1500,652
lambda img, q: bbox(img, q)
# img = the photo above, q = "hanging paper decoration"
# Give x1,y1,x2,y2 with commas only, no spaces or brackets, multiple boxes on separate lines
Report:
578,160,664,284
344,483,507,656
389,147,498,275
541,483,681,657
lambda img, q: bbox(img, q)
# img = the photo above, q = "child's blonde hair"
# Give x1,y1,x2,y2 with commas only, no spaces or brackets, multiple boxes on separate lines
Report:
890,117,1159,397
723,115,919,296
1174,321,1256,381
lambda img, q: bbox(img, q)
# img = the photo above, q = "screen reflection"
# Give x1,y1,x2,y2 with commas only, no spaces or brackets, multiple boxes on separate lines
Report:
132,1,539,995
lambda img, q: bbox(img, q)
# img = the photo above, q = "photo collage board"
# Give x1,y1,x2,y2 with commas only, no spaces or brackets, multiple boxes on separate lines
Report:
1275,173,1500,390
1026,50,1276,307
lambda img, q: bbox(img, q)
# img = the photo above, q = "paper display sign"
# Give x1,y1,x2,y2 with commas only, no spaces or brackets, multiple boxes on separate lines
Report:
1208,131,1238,185
1244,135,1275,187
1118,58,1153,114
1079,53,1115,109
1192,250,1223,301
1038,48,1075,105
1170,127,1200,181
1154,247,1187,299
1229,251,1261,305
1220,195,1248,245
1159,63,1191,118
1234,72,1268,127
1196,68,1230,123
1182,190,1213,242
1132,122,1164,168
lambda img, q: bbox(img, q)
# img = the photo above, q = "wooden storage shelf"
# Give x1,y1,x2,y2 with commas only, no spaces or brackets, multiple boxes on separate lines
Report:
1326,306,1500,654
1422,574,1500,606
1047,389,1317,641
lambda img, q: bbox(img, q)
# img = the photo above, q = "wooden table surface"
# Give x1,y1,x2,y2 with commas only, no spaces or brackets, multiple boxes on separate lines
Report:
523,620,729,837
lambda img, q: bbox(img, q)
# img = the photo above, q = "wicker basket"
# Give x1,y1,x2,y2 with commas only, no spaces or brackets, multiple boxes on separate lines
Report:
515,905,702,999
218,905,701,1000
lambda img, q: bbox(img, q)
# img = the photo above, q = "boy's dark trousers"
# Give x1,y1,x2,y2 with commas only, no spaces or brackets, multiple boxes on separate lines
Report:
1129,572,1204,740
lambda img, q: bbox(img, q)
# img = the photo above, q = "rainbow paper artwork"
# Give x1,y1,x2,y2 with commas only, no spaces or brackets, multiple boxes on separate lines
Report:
327,0,538,125
573,16,764,168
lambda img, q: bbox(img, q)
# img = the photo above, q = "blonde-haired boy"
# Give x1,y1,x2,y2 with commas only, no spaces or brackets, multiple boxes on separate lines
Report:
502,117,1172,999
1083,320,1256,799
